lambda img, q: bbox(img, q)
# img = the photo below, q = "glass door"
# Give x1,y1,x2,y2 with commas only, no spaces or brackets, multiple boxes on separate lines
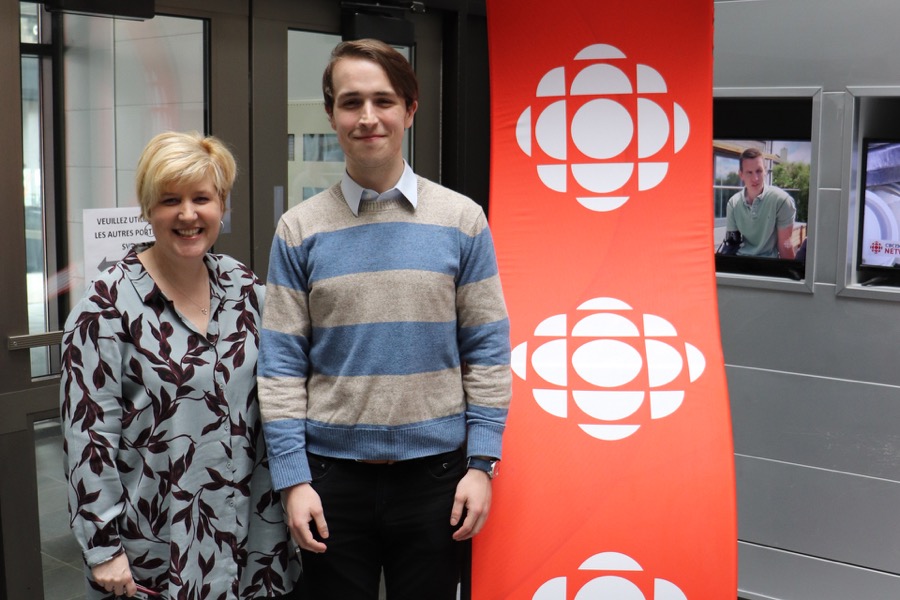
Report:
250,0,443,278
0,3,250,598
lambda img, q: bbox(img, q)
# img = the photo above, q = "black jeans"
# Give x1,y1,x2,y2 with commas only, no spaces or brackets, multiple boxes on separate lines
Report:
300,449,466,600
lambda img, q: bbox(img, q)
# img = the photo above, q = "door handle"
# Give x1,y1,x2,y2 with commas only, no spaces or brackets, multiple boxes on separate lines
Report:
7,331,63,350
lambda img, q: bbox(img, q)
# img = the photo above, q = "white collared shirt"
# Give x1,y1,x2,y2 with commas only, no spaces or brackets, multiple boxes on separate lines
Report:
340,161,419,216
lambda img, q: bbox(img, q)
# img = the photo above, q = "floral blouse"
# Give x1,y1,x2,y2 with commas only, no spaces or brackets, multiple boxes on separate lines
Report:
60,246,298,600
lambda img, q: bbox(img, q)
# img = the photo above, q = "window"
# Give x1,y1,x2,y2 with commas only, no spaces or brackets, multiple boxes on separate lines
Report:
712,97,813,280
20,1,57,377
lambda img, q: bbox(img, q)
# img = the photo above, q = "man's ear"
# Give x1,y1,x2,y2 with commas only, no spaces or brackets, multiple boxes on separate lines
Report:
405,100,418,129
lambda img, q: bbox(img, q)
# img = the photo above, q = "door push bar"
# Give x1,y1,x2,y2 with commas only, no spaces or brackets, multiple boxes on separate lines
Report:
7,331,63,350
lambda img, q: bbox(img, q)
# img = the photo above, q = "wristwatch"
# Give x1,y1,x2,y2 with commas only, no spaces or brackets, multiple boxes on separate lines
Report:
467,456,499,479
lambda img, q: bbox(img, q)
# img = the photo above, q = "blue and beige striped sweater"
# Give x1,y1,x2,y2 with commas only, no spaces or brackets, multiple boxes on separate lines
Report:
258,177,511,490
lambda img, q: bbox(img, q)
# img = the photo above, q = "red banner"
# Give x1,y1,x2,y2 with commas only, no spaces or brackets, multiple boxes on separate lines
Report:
477,1,736,598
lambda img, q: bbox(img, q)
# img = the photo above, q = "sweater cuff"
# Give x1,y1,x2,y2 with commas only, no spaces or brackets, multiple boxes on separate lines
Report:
466,422,505,460
268,449,312,491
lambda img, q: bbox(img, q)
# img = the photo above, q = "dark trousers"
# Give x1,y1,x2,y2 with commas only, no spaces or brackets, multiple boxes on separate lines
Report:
300,449,466,600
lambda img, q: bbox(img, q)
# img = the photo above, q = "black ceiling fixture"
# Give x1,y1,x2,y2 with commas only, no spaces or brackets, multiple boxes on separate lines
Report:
341,1,425,47
43,0,154,20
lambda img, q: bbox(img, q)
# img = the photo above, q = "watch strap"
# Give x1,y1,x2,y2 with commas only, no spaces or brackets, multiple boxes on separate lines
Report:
467,456,498,479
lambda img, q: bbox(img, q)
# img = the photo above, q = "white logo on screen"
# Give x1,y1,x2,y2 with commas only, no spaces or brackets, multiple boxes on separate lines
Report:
511,297,705,441
516,44,690,212
533,552,688,600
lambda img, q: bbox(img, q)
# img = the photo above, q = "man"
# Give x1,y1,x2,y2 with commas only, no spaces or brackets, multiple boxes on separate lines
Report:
258,38,511,600
723,147,797,258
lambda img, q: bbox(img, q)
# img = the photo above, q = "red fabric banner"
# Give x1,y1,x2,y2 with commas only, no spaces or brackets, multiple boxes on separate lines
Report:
477,1,736,598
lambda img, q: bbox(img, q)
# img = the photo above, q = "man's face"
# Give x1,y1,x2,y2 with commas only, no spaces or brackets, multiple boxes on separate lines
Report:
739,156,766,195
328,57,417,177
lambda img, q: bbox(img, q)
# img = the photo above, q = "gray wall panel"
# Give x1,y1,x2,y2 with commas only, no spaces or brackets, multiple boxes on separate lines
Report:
736,456,900,574
738,542,900,600
818,92,846,191
729,367,900,481
718,284,899,384
811,188,841,285
715,0,900,91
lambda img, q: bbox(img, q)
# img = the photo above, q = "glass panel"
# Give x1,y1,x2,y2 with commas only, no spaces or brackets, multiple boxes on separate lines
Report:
713,153,740,221
286,30,412,209
35,417,85,600
62,14,206,302
20,1,39,43
29,13,208,599
22,53,52,376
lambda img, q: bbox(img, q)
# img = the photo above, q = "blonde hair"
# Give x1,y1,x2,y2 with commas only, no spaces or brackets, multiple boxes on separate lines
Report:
135,131,236,219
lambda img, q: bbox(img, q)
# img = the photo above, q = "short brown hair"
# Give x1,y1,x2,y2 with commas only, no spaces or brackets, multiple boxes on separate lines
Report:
322,38,418,116
135,131,236,220
739,147,763,171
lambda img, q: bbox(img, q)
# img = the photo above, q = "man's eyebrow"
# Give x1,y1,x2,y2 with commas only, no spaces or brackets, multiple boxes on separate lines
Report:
336,90,399,100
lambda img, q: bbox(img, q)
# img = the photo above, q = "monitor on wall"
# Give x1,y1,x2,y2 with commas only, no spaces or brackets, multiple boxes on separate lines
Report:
712,97,813,280
857,139,900,285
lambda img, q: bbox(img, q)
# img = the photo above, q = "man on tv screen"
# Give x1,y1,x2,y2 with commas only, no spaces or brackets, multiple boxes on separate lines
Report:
721,148,797,259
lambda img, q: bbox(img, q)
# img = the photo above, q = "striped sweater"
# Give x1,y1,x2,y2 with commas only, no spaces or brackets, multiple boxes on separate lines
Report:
258,177,511,490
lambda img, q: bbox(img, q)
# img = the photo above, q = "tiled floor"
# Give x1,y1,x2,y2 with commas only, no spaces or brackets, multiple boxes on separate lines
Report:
35,418,87,600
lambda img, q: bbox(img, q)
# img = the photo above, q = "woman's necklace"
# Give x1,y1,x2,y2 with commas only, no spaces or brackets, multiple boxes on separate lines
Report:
144,251,210,315
167,278,210,315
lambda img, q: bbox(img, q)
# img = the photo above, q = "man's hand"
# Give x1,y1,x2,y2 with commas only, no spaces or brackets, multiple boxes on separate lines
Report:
91,552,136,598
450,468,492,541
283,482,329,553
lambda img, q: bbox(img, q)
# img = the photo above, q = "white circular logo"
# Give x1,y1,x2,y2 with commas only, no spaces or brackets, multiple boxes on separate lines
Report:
516,44,690,212
534,552,687,600
511,297,706,441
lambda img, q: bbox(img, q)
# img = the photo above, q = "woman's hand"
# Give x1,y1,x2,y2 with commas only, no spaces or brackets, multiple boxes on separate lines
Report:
91,552,137,597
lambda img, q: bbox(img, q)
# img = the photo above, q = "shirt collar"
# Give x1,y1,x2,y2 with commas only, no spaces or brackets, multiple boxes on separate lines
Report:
340,161,418,216
742,185,766,206
125,243,224,312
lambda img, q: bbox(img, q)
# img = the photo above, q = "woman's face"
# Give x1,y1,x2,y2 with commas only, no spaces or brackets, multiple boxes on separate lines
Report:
146,176,224,265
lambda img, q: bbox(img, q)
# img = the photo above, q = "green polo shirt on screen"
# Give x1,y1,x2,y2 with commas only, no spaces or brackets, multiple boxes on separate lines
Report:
725,185,796,258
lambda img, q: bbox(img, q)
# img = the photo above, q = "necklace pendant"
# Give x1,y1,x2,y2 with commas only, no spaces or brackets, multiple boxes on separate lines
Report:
201,308,208,315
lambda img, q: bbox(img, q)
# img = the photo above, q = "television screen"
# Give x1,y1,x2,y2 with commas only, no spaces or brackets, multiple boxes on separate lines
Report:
711,97,813,280
858,140,900,280
712,138,811,279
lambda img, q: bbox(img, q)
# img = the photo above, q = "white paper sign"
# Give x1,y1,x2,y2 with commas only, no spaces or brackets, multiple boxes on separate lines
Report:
82,207,155,277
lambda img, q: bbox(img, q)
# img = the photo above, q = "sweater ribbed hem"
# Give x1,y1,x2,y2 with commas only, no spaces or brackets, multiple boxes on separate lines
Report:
306,414,468,462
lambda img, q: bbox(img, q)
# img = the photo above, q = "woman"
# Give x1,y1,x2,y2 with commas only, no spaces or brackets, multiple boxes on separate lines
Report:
60,131,299,599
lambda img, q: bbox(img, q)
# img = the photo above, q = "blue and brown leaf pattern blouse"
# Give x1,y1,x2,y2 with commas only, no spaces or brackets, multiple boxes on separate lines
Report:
60,246,298,600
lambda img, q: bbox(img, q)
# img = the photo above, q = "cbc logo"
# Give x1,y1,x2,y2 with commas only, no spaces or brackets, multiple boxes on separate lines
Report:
534,552,687,600
516,43,690,212
869,240,900,256
511,297,705,441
